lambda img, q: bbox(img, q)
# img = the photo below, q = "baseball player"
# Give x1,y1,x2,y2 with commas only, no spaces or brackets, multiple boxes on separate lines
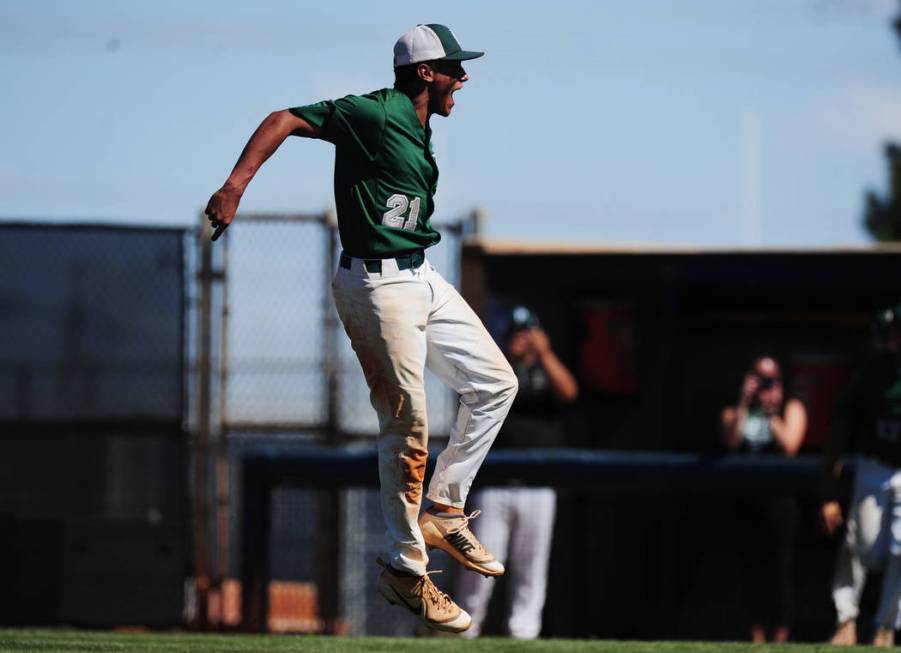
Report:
821,305,901,647
204,24,517,633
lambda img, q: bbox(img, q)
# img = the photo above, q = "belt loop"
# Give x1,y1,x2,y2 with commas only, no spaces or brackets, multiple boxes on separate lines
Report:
380,257,400,276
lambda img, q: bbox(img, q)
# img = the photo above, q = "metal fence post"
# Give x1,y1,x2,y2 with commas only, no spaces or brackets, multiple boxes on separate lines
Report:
324,211,340,444
241,458,271,632
193,216,213,629
215,226,231,624
320,210,341,633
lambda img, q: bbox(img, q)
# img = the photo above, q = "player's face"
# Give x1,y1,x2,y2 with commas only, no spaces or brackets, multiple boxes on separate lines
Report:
428,60,468,117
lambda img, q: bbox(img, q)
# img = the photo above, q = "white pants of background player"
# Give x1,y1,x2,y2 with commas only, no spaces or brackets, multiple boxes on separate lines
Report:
456,486,557,639
832,456,901,629
332,255,518,577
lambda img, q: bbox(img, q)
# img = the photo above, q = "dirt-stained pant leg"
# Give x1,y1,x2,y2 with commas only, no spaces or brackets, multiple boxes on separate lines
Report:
332,259,432,576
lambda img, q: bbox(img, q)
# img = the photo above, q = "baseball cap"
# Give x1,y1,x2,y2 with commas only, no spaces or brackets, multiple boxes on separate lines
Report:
506,305,541,336
393,24,484,68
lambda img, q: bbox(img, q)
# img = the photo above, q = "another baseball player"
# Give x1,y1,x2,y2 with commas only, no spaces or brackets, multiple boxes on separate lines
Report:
456,306,578,639
204,25,517,633
821,305,901,647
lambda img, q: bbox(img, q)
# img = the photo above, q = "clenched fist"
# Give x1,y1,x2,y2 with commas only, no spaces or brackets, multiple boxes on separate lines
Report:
204,185,242,241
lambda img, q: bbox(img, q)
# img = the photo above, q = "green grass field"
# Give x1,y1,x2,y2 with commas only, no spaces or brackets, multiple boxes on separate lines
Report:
0,629,878,653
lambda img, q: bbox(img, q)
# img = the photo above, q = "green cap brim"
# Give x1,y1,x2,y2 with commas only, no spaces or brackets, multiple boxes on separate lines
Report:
442,50,484,62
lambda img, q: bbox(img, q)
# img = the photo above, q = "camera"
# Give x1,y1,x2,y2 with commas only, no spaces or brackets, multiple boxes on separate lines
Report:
758,375,776,390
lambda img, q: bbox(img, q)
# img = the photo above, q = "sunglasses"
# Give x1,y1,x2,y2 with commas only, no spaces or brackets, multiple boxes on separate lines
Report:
431,60,466,79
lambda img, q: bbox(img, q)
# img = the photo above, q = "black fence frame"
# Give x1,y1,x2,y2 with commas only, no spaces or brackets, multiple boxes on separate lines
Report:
239,447,851,635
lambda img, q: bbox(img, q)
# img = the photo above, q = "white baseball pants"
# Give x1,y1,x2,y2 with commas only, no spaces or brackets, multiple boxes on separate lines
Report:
332,255,518,576
456,487,557,639
832,456,901,628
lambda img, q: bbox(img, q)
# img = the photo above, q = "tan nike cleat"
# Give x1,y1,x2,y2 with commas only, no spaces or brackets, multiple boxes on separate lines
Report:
873,625,895,648
829,619,857,646
376,557,472,633
419,509,505,577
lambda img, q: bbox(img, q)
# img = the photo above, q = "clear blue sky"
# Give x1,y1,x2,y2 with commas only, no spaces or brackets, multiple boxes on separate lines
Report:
2,0,900,246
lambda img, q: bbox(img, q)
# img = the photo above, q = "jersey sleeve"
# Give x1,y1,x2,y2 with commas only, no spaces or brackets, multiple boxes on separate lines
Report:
290,92,385,159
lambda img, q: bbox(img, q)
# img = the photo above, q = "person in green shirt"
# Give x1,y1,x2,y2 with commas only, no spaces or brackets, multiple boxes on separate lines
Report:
204,24,518,633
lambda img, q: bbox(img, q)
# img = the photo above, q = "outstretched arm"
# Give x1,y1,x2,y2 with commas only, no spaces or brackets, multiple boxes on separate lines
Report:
205,110,320,240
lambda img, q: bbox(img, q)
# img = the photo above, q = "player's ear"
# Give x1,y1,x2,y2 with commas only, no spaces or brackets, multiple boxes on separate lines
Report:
417,62,436,83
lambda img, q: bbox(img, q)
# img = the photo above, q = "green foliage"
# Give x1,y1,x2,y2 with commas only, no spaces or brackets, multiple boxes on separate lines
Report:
894,5,901,46
0,629,880,653
864,144,901,242
862,3,901,242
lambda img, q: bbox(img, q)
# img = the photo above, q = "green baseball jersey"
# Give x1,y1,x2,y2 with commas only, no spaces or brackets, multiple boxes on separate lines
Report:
290,88,441,258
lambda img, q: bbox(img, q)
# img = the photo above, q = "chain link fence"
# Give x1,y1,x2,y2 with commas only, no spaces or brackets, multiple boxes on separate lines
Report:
0,224,187,422
217,212,471,436
0,223,191,627
220,215,330,430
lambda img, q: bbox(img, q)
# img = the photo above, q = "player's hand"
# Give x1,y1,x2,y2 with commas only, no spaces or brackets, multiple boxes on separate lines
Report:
204,185,241,241
820,500,844,535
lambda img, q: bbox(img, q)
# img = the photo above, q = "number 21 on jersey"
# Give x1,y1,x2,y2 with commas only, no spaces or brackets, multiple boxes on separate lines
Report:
381,194,421,232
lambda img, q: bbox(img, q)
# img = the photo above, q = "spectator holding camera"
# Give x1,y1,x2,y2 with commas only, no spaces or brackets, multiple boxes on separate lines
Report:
722,356,808,456
720,356,808,643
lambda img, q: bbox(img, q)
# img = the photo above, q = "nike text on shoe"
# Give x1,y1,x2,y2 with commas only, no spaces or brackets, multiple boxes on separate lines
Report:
419,509,505,577
376,557,472,633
